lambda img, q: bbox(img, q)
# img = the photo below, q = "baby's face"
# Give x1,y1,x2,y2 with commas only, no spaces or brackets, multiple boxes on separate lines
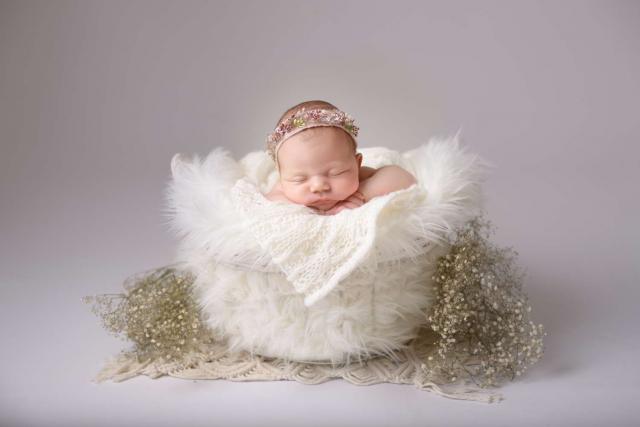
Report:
276,127,362,210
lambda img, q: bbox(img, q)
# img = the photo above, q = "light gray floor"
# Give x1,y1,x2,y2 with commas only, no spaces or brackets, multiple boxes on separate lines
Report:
1,1,638,426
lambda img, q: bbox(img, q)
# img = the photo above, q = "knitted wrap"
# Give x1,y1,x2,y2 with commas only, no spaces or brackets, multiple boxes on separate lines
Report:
231,179,431,306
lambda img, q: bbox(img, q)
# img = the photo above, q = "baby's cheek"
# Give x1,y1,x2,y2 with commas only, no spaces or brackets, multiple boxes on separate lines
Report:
282,187,306,204
335,178,358,201
348,176,360,194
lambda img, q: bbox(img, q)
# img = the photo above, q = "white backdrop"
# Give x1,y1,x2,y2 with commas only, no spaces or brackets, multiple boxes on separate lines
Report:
1,1,638,425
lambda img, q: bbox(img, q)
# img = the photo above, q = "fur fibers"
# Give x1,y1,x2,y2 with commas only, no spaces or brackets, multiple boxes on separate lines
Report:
164,135,491,363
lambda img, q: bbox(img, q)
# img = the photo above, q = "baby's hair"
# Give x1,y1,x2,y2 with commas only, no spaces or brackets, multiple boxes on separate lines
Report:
274,100,357,152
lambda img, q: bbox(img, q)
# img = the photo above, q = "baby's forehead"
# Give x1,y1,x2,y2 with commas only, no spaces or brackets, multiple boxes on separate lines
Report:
276,126,357,173
279,156,352,174
289,128,354,151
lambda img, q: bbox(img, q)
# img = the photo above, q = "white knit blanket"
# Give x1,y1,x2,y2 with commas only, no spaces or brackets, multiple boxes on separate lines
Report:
166,135,490,306
230,178,428,306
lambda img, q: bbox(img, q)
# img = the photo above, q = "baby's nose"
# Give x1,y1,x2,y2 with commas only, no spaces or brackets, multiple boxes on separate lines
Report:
310,177,330,192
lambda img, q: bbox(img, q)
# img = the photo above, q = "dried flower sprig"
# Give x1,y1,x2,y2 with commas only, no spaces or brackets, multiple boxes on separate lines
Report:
424,216,547,388
82,266,215,363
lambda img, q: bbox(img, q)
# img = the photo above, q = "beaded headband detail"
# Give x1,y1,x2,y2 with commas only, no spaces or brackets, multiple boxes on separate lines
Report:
266,107,359,166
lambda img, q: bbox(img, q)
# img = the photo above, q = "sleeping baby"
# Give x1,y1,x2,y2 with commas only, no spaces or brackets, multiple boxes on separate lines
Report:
264,100,417,215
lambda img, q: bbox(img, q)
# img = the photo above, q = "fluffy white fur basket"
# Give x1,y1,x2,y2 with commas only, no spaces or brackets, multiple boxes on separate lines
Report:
165,135,490,364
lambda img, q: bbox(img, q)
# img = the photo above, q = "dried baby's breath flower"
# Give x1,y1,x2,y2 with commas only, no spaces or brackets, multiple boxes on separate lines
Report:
424,216,547,388
83,266,215,364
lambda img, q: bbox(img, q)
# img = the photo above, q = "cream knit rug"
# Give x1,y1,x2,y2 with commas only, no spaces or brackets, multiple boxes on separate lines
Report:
93,326,504,403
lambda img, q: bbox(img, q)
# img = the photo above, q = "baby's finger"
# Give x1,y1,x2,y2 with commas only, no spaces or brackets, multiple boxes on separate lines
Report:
341,201,361,209
345,196,364,206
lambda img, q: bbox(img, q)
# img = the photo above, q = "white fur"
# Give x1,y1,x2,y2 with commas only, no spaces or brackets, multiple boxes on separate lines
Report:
164,135,491,364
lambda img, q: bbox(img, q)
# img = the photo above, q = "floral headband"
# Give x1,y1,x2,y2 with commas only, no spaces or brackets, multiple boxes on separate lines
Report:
266,107,360,167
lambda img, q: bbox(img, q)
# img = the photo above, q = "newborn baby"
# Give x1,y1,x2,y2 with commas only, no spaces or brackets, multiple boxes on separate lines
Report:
264,100,417,215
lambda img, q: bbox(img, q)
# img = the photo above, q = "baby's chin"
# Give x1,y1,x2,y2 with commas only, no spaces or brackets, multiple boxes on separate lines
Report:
307,199,339,210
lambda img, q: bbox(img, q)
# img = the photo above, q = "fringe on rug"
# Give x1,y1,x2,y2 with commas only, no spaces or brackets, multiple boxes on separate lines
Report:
92,343,504,403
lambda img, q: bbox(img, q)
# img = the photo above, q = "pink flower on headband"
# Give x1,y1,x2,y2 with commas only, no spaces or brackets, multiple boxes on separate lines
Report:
266,107,359,162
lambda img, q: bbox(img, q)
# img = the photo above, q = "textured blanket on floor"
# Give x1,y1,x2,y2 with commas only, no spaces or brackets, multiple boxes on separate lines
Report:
92,325,504,404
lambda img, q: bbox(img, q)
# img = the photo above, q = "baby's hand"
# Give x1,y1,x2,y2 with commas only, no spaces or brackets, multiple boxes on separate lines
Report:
318,191,366,216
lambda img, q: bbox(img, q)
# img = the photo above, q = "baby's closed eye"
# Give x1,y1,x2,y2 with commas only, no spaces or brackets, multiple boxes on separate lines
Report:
283,174,305,183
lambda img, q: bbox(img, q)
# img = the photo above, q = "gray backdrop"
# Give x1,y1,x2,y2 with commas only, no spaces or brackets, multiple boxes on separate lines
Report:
1,0,638,426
